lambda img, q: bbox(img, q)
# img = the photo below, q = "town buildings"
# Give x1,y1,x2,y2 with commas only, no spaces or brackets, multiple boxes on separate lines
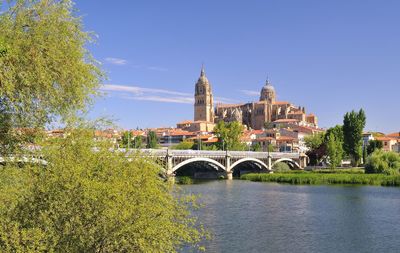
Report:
179,66,318,132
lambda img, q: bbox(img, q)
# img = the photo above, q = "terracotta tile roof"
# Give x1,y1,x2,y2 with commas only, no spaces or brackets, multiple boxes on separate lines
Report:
255,137,275,141
177,120,193,124
164,130,196,136
387,132,400,138
273,101,290,105
376,136,398,142
249,130,264,135
277,136,296,141
130,130,146,136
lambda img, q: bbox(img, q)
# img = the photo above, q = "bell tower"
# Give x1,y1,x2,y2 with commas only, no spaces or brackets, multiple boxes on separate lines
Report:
194,65,214,122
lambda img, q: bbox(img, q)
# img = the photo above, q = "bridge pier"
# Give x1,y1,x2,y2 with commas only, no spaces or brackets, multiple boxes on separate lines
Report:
225,152,232,180
299,153,308,168
166,149,174,177
268,155,272,170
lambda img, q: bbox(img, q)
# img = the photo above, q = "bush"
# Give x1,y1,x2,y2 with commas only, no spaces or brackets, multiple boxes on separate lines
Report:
272,162,291,172
177,176,194,185
0,129,206,252
365,150,400,175
170,140,195,150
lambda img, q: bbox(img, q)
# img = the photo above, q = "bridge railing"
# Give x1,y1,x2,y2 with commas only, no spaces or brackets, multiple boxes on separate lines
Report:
118,149,300,159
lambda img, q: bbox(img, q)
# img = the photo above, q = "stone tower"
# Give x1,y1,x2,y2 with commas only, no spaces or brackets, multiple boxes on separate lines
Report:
194,66,214,122
259,79,276,103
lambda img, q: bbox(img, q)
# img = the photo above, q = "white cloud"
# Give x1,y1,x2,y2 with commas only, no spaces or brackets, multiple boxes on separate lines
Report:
105,57,128,65
239,89,259,96
101,84,237,105
101,84,191,96
126,95,193,104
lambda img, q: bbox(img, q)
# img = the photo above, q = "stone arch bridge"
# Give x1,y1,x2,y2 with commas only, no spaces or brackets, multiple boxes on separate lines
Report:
138,149,308,179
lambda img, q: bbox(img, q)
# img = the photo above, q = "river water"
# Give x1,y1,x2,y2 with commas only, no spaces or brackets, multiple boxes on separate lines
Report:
181,180,400,253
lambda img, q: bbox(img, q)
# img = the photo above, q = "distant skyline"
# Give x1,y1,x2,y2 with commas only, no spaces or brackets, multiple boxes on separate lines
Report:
75,0,399,133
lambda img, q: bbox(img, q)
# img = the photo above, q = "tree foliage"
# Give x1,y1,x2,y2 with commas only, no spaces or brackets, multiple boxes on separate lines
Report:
343,109,366,166
146,131,158,149
213,121,245,151
0,0,103,153
324,125,344,169
304,132,325,150
365,150,400,175
0,129,206,252
326,132,343,169
304,132,326,165
170,140,194,150
367,140,383,155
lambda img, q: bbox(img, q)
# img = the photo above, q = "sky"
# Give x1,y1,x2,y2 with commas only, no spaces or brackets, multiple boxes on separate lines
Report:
74,0,400,133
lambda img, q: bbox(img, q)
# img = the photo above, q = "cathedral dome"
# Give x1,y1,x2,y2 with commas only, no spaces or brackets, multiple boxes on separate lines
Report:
260,79,276,102
261,80,275,92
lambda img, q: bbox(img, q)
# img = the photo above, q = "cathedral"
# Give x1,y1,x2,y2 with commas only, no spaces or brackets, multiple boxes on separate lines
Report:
183,66,318,131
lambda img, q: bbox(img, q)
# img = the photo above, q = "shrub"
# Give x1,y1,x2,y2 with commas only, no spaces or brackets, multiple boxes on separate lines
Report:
0,129,206,252
365,150,400,175
272,162,291,172
170,140,195,150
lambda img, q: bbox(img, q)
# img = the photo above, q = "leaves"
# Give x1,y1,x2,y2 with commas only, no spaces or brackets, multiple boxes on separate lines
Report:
0,0,103,153
343,109,366,166
0,128,207,252
365,150,400,175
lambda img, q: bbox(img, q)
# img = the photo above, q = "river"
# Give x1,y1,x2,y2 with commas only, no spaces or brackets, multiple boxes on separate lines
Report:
181,180,400,253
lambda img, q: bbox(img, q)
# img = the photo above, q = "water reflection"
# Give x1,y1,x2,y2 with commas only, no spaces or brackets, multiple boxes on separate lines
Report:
181,181,400,253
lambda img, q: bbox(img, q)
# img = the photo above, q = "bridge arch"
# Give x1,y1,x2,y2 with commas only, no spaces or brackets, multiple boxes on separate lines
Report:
230,158,271,171
271,158,301,170
171,157,226,174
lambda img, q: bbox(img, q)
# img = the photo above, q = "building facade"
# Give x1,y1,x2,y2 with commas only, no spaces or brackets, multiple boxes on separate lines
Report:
178,67,318,132
214,79,318,130
194,66,214,123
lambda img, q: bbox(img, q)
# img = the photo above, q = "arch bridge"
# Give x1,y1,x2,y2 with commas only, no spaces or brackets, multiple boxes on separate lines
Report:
137,149,308,179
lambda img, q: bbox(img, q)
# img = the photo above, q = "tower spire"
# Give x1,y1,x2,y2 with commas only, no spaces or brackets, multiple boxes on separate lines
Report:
201,63,205,77
266,75,270,85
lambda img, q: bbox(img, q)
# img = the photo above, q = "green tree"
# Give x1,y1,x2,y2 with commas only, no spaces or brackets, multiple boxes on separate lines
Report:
365,150,400,175
304,132,326,165
0,128,206,252
304,132,325,150
0,0,103,153
362,146,367,165
251,143,262,152
214,121,245,151
367,140,383,155
326,132,343,169
324,125,344,168
343,109,366,166
133,136,142,148
146,131,158,149
170,140,194,150
119,131,131,148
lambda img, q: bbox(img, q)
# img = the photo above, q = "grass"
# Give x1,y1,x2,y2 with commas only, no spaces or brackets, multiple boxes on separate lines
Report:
241,171,400,186
176,176,194,185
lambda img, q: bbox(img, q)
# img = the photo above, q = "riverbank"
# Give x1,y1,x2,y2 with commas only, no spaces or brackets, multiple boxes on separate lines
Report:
241,171,400,186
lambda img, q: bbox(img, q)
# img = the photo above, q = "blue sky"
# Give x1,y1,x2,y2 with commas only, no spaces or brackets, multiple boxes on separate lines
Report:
75,0,400,133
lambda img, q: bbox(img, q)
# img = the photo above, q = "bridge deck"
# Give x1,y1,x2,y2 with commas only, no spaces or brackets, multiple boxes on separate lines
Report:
123,149,300,159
